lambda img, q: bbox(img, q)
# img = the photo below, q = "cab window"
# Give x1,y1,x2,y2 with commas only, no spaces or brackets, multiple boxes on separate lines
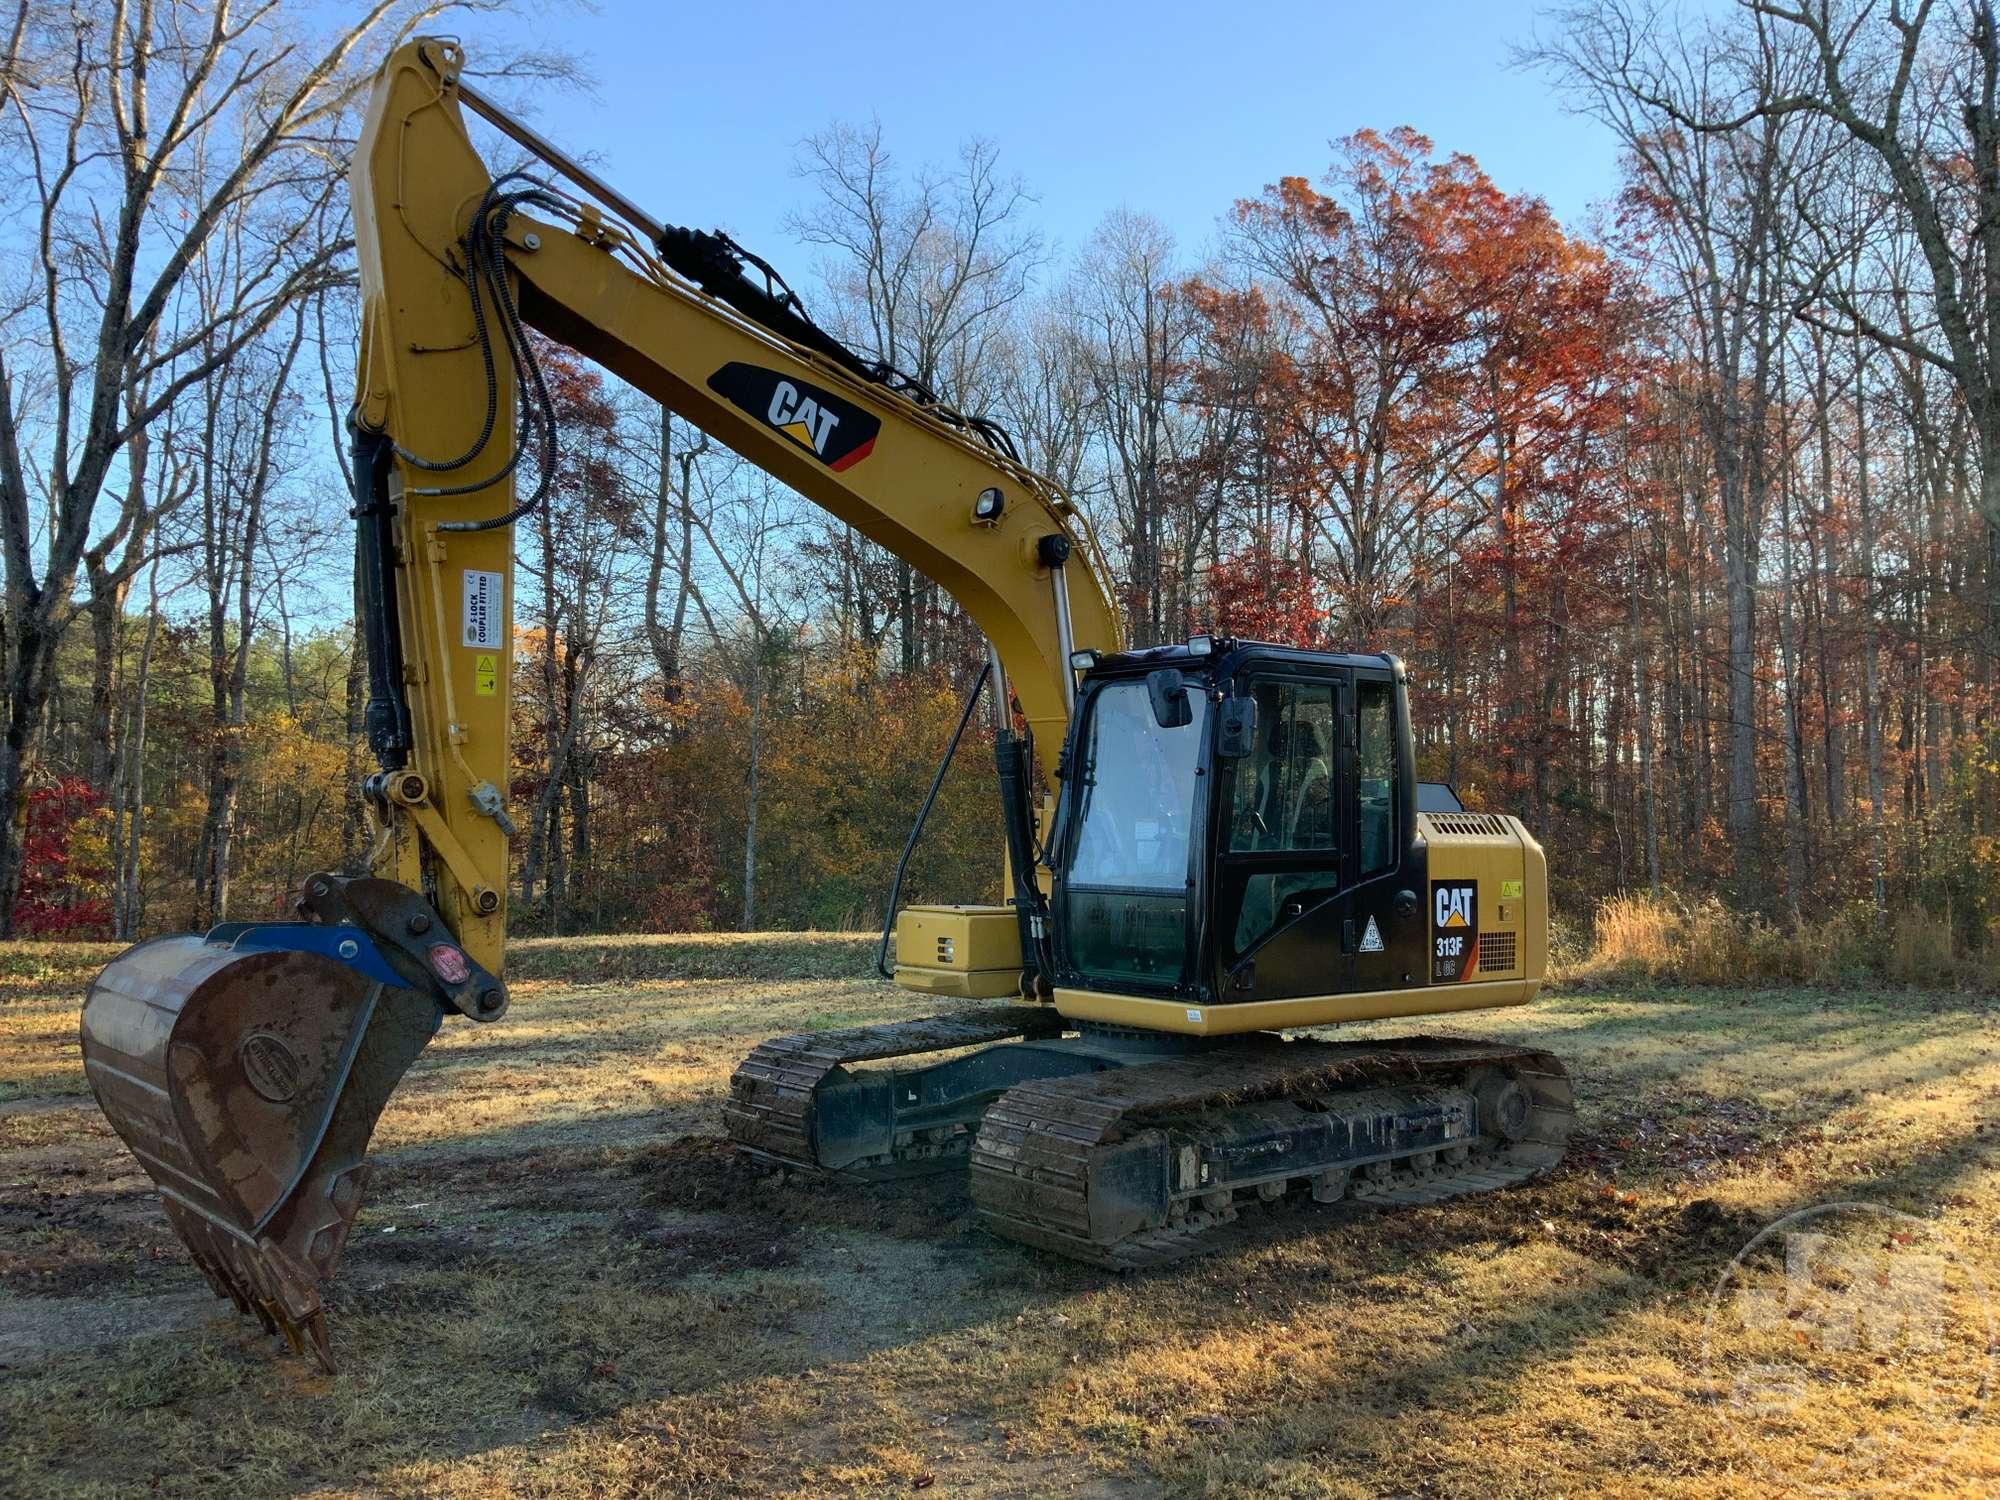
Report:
1226,680,1337,854
1224,678,1338,958
1062,677,1207,986
1356,677,1397,875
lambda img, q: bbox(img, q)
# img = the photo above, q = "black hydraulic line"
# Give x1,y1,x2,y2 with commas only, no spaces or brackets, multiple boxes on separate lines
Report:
874,662,992,980
993,724,1053,995
349,423,412,771
436,185,564,529
372,174,564,527
387,173,533,478
346,179,568,780
655,223,1023,464
659,224,888,391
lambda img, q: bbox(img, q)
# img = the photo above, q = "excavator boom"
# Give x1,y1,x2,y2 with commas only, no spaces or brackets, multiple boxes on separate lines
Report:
80,37,1115,1368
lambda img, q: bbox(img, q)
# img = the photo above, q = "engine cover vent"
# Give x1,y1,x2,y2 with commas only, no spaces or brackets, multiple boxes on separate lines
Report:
1478,930,1518,972
1424,812,1513,839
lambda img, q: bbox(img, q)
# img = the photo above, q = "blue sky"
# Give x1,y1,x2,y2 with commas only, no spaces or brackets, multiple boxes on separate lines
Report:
478,0,1626,269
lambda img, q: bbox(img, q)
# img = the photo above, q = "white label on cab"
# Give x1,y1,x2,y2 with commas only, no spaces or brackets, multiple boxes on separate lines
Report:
462,570,502,649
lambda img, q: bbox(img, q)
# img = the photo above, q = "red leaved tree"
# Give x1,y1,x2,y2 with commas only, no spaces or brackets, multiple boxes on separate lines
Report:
17,778,111,938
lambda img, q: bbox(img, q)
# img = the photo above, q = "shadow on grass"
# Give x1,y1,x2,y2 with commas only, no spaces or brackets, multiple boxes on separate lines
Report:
1087,1071,1998,1490
6,985,1997,1498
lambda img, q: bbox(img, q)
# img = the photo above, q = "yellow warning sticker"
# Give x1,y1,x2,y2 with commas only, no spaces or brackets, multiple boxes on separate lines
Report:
474,653,498,696
1501,879,1523,900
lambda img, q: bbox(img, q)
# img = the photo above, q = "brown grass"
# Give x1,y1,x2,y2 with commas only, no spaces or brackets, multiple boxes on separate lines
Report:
1565,890,2000,993
2,937,1998,1496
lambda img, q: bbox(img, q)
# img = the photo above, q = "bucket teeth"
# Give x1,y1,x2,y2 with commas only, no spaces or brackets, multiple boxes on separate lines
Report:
162,1198,338,1369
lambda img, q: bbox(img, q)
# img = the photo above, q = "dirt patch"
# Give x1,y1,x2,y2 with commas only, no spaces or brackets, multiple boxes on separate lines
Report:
1568,1087,1787,1181
0,1097,93,1125
0,1287,215,1369
631,1133,750,1211
622,1211,801,1279
0,1177,183,1298
634,1134,980,1243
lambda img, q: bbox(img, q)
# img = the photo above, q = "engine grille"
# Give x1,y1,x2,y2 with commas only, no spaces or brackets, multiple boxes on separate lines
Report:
1425,812,1514,839
1478,930,1518,973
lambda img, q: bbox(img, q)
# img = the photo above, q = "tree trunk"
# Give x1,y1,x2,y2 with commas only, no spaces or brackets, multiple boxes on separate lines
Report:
1776,480,1807,926
0,611,65,933
1856,348,1887,919
1628,527,1661,895
111,605,160,939
741,652,762,931
645,412,702,694
569,767,592,928
897,560,917,677
83,566,131,796
1722,474,1759,897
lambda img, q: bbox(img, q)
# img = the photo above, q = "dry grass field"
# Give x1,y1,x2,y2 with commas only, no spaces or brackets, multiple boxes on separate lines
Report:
3,936,1998,1498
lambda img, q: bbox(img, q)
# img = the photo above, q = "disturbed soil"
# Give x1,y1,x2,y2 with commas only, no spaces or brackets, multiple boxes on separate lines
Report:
2,935,1997,1497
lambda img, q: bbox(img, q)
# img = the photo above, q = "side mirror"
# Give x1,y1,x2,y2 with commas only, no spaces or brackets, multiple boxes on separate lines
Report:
1146,668,1193,729
1217,692,1258,758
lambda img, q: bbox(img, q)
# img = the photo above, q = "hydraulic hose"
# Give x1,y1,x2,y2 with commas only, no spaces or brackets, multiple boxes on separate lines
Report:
874,662,992,980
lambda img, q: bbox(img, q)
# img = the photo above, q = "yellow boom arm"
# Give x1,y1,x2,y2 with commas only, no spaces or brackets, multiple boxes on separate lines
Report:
352,38,1120,976
76,36,1121,1371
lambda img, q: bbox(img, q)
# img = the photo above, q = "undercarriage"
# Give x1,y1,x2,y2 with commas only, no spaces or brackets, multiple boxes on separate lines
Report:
726,1013,1574,1266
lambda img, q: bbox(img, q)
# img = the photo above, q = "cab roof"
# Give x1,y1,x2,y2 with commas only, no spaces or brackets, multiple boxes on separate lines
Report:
1084,637,1402,681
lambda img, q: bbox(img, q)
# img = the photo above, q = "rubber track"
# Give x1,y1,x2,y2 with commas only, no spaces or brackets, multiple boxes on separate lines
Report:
725,1006,1067,1174
970,1035,1574,1268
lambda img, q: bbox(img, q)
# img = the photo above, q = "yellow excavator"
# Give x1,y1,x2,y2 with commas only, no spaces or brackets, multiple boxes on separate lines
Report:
79,39,1572,1371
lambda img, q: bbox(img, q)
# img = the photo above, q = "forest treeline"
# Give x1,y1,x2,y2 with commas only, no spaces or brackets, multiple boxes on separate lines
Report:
1,1,1996,955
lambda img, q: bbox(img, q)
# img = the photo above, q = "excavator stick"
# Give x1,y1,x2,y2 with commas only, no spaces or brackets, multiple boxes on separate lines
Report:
79,877,500,1369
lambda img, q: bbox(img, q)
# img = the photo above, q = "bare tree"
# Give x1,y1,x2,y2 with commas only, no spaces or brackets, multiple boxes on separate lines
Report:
515,346,646,929
84,354,196,794
1742,3,2000,570
696,476,807,930
1533,2,1822,894
1064,210,1195,644
0,0,483,933
788,119,1045,674
107,563,162,940
189,305,309,924
644,411,723,695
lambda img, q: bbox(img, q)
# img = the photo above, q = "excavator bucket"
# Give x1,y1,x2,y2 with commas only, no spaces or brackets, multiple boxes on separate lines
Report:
80,927,442,1370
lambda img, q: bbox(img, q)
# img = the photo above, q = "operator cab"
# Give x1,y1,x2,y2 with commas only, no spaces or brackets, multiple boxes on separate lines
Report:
1050,637,1425,1009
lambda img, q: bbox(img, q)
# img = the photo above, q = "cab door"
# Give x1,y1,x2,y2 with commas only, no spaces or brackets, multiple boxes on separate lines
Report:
1343,669,1416,994
1208,663,1414,1003
1209,666,1353,1000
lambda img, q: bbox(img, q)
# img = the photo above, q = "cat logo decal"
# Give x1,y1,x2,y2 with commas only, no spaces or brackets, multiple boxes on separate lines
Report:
1430,880,1479,981
707,363,880,471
